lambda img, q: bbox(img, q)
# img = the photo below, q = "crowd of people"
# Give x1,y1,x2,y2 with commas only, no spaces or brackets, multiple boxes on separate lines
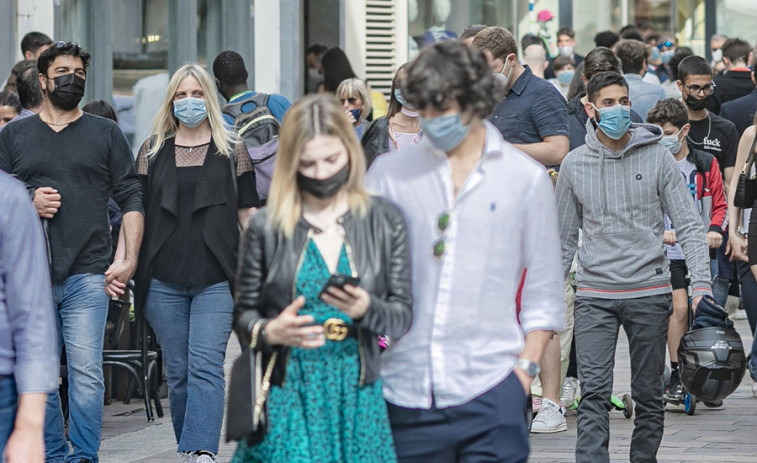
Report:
1,20,757,463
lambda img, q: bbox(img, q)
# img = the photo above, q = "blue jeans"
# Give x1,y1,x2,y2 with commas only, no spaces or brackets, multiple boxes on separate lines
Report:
45,273,109,463
144,279,233,454
0,375,18,457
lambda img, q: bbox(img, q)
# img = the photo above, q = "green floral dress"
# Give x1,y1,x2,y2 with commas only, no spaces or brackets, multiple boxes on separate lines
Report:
232,240,397,463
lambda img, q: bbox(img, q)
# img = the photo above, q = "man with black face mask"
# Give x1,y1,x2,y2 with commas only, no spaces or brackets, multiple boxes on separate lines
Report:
0,41,144,463
677,55,744,331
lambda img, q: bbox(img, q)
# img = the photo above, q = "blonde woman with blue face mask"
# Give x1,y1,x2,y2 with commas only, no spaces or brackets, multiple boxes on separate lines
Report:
133,63,260,463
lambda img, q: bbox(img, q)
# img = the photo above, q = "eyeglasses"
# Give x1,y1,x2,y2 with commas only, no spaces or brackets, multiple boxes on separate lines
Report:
340,97,359,105
683,81,716,95
432,212,450,258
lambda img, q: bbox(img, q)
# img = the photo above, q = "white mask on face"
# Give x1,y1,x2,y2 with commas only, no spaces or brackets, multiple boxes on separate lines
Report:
308,67,321,80
494,57,514,90
711,49,723,62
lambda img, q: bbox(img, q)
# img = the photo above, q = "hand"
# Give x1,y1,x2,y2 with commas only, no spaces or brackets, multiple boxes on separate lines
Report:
692,296,703,313
345,109,357,125
4,427,44,463
663,230,677,246
264,296,325,348
513,367,533,395
728,232,749,262
32,187,61,219
321,284,370,320
104,259,136,297
707,231,723,249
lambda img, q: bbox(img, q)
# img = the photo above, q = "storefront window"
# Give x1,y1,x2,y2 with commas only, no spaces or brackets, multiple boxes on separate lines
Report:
408,0,517,57
717,0,757,49
572,0,622,56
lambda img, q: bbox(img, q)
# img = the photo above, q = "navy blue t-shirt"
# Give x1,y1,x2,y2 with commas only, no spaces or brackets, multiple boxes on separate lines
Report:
489,66,569,145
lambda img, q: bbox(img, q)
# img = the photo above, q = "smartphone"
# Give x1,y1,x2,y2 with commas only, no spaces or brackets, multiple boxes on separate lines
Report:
319,274,361,297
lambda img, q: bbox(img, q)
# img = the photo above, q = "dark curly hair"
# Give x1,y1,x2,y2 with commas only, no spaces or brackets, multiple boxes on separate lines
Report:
646,98,689,129
37,41,91,76
402,40,503,119
212,50,249,87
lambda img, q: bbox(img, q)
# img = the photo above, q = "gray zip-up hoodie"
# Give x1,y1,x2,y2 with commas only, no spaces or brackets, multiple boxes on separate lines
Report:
556,119,713,299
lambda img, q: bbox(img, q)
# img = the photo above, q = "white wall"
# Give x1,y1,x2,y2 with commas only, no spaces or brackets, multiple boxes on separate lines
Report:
343,0,366,79
254,0,282,93
16,0,55,61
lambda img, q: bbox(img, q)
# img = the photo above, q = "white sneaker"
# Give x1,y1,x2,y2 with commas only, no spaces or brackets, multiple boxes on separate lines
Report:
730,309,748,320
560,376,580,407
530,398,567,433
752,381,757,398
194,454,219,463
178,452,194,463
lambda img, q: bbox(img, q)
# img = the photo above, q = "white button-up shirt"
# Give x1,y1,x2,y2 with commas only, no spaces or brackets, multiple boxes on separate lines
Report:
365,121,566,409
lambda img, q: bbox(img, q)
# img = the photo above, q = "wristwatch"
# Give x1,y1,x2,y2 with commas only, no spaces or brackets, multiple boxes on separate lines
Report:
516,359,541,378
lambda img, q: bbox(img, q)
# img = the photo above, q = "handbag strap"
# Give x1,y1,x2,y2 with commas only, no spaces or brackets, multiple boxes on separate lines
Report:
253,352,277,423
741,134,757,175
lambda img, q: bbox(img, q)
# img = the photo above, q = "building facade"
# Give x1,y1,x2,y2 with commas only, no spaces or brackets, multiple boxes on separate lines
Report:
0,0,755,113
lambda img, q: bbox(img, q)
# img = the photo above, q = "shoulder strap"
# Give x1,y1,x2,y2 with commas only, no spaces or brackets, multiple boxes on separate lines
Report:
249,92,270,108
742,134,757,175
227,143,237,194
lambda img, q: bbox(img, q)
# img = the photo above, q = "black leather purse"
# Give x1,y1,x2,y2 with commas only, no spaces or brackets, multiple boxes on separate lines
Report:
734,134,757,209
225,320,278,445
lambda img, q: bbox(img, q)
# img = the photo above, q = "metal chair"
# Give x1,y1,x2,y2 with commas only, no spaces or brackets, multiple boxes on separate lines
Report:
102,285,163,422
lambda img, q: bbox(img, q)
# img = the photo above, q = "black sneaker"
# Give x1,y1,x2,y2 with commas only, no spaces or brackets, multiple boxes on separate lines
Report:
703,400,723,407
664,369,683,401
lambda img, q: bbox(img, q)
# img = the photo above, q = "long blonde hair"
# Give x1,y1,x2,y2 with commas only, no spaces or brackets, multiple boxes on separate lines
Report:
147,63,233,157
267,94,369,237
336,78,372,122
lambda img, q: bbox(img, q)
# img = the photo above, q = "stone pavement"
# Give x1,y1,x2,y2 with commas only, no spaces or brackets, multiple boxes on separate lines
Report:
98,318,757,463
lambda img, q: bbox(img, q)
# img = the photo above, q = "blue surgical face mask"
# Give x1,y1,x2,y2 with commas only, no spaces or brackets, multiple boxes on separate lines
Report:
660,127,684,154
661,50,675,65
650,46,661,63
394,89,414,110
419,113,470,152
557,70,575,85
592,103,632,140
349,109,362,122
173,97,207,128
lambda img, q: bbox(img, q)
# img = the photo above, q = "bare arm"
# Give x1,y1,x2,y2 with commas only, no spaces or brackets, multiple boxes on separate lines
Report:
514,330,554,393
4,393,46,463
104,211,144,296
512,135,570,166
727,126,755,262
238,207,257,230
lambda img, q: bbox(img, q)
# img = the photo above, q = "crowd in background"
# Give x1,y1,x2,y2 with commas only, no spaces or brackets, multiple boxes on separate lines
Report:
1,18,757,463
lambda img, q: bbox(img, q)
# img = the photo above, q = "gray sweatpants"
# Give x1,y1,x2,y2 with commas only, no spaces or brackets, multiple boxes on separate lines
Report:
574,294,672,463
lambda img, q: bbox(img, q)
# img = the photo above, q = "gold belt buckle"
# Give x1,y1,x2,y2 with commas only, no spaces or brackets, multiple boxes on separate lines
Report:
324,318,348,341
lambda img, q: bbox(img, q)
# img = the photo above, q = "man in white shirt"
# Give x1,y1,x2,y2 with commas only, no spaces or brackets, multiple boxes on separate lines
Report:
366,40,565,462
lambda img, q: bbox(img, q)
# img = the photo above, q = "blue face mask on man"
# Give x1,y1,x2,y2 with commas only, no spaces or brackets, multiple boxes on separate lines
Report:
419,112,470,152
173,97,207,128
557,70,575,85
660,127,684,154
591,103,632,140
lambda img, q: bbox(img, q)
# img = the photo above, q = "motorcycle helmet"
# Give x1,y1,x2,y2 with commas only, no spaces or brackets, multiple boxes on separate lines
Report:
678,326,746,402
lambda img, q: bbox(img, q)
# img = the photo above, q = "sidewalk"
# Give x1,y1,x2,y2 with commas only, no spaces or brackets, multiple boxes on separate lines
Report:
99,318,757,463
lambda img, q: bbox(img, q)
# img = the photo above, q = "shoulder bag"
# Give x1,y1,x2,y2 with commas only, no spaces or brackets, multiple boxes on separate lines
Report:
225,320,278,445
733,133,757,208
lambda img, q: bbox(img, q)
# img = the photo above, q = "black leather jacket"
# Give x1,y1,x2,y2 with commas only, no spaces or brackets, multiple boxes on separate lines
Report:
360,117,390,168
234,196,413,386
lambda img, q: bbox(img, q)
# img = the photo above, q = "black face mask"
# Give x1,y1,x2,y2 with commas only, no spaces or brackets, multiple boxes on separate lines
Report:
684,94,709,111
47,73,85,110
297,164,350,199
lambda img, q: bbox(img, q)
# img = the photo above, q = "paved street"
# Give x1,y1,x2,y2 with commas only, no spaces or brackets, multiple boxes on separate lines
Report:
99,317,757,463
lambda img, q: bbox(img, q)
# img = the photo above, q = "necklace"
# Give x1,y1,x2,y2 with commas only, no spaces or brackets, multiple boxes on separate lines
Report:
686,113,711,146
40,111,82,126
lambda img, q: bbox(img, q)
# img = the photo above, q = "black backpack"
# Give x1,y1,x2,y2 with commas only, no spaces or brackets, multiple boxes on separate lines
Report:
223,93,279,202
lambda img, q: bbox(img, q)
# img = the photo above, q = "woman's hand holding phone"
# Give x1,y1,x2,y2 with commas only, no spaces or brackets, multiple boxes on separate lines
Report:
321,283,370,320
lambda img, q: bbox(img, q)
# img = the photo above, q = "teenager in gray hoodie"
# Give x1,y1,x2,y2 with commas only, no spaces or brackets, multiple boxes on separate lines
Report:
555,71,712,463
